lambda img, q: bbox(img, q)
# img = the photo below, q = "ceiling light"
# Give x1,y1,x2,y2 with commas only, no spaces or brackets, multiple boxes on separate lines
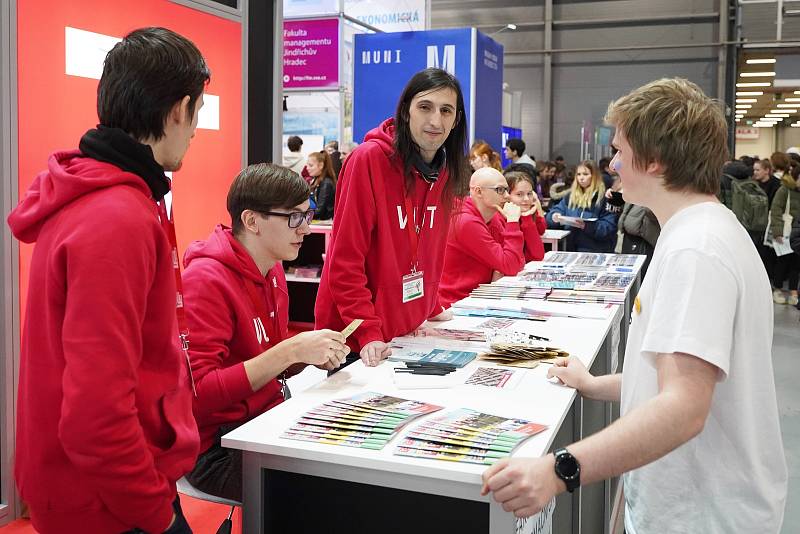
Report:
754,123,774,127
795,91,800,95
736,98,758,103
746,58,776,64
785,98,800,103
737,91,764,96
735,104,752,108
776,103,798,108
740,72,776,77
737,82,772,87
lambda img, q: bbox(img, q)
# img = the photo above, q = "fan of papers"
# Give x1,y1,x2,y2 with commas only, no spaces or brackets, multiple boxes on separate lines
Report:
479,342,569,368
394,408,547,465
281,392,443,450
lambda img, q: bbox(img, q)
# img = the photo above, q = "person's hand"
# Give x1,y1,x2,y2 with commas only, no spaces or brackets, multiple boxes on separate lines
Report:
481,456,563,518
360,340,391,367
605,189,613,200
547,357,593,392
491,270,504,282
572,219,586,229
551,212,561,223
500,202,521,223
430,308,453,322
290,329,347,368
775,236,784,244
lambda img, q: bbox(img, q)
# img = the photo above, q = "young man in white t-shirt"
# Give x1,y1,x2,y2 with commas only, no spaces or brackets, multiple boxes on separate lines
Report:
481,78,787,533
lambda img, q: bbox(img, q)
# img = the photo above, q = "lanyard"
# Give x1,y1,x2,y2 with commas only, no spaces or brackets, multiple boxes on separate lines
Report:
156,200,197,397
403,176,435,272
242,271,289,398
241,274,282,349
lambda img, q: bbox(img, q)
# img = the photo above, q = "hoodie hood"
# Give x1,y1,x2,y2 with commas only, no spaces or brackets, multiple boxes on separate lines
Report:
183,225,267,286
283,153,304,166
8,150,153,243
362,118,397,158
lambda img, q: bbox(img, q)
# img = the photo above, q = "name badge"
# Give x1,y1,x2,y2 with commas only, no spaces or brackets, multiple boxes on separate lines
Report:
402,271,424,303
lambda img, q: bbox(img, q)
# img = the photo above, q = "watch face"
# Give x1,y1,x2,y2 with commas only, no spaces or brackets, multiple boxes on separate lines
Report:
558,454,579,479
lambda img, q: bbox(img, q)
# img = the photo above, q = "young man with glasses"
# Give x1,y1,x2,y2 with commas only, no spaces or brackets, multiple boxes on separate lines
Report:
180,163,347,501
438,167,525,308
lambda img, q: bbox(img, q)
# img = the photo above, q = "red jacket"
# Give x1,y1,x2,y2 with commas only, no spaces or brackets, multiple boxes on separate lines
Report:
438,198,525,307
7,151,198,534
315,118,452,351
181,226,287,452
520,212,547,262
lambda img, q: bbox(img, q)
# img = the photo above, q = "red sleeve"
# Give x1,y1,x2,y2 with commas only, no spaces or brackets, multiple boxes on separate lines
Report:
521,215,546,262
181,263,255,420
534,212,547,235
325,149,384,349
458,216,525,275
58,213,174,534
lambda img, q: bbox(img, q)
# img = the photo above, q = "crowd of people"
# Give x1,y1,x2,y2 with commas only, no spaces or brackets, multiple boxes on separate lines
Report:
5,25,788,534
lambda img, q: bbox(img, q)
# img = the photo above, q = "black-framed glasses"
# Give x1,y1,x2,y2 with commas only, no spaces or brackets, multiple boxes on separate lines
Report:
260,209,315,228
479,185,509,195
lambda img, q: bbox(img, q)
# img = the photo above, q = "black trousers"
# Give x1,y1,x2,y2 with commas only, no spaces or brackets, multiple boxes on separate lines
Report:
185,423,243,502
122,495,192,534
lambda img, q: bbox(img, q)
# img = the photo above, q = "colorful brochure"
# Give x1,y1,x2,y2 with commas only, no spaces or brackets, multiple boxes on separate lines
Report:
388,348,478,368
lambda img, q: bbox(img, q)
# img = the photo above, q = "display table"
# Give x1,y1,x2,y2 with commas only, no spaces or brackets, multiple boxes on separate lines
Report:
225,251,646,534
224,314,618,534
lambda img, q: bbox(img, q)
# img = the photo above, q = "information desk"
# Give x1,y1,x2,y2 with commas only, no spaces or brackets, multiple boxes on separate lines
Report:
224,314,618,534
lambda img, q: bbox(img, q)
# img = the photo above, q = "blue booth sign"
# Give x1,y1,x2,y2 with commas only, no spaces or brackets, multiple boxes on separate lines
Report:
354,28,503,152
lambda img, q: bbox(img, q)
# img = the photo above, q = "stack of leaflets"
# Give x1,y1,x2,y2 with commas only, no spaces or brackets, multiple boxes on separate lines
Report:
469,283,550,300
479,343,569,368
546,289,626,305
281,392,443,450
394,408,547,465
388,348,478,368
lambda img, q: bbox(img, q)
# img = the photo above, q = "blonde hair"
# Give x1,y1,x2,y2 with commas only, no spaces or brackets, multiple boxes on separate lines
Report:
605,78,727,196
569,160,605,209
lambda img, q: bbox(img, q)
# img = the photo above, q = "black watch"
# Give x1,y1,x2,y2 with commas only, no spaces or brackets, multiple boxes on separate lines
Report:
553,447,581,493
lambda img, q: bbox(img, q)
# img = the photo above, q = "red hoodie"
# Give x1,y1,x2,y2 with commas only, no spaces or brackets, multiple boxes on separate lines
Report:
520,212,547,262
7,151,199,534
438,197,525,307
315,118,452,351
181,225,288,452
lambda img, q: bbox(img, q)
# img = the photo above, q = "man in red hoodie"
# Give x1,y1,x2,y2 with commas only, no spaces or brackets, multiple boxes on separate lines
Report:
438,167,525,307
181,163,347,500
315,68,470,368
7,28,209,533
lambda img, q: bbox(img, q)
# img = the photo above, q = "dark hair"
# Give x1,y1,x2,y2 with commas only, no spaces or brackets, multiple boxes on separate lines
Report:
97,27,210,141
287,135,303,152
504,162,538,182
227,163,310,234
506,138,525,157
308,151,337,185
393,68,469,204
598,157,611,171
739,155,755,168
504,171,535,192
325,140,339,151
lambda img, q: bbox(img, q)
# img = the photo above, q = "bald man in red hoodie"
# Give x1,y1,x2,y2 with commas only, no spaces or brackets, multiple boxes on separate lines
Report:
315,68,470,368
438,167,525,308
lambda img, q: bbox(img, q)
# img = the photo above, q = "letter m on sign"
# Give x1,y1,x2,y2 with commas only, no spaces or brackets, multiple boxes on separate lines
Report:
426,45,455,76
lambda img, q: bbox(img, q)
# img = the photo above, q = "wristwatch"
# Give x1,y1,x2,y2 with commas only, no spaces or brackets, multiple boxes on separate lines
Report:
553,448,581,493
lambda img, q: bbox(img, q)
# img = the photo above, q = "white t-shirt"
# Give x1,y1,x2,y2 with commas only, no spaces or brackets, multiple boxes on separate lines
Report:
621,202,787,534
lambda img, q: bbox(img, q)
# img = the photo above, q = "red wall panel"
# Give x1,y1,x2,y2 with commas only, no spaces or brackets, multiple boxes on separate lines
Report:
16,0,242,317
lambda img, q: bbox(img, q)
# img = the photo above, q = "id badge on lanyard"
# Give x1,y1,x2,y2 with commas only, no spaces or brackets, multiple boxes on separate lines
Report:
402,190,429,304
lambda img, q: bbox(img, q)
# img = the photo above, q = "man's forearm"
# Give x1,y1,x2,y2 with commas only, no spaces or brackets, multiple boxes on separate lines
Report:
581,373,622,402
568,389,705,487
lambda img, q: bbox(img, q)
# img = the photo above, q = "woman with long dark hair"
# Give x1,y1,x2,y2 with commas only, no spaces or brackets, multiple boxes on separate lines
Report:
306,151,337,220
315,68,470,368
